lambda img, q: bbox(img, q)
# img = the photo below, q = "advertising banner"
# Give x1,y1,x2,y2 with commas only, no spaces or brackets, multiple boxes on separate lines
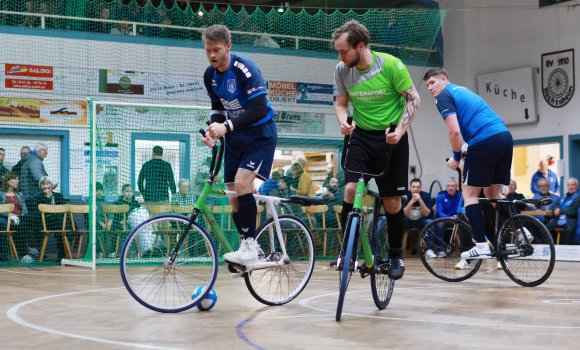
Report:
0,97,86,124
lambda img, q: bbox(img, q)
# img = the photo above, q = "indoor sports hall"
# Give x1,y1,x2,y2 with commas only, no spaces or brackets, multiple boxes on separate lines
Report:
1,1,579,349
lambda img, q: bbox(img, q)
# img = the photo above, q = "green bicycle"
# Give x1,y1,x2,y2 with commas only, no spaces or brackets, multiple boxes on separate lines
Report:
335,121,397,321
120,135,320,312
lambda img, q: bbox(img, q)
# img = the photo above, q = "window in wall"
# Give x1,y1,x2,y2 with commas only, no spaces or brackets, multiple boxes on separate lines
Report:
512,142,561,198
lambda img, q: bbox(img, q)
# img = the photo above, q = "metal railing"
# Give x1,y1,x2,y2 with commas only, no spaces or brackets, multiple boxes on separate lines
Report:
0,10,436,54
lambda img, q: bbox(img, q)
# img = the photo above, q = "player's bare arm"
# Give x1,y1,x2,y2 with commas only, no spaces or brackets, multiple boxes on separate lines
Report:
399,84,420,130
444,113,463,170
334,94,355,136
386,84,420,144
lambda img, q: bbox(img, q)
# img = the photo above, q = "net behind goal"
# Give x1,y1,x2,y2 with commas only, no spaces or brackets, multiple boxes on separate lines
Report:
64,100,228,268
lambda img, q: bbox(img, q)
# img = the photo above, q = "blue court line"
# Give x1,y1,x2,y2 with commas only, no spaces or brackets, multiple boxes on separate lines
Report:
236,314,267,350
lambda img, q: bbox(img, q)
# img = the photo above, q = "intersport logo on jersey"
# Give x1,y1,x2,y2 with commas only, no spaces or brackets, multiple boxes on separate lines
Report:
350,89,385,97
5,64,54,78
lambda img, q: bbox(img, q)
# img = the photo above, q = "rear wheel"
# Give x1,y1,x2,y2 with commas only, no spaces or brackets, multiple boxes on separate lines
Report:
244,215,315,305
336,216,358,321
496,214,555,287
370,222,395,310
418,217,481,282
120,214,218,313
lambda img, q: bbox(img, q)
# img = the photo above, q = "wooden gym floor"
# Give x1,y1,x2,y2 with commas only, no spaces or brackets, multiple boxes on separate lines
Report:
1,258,579,350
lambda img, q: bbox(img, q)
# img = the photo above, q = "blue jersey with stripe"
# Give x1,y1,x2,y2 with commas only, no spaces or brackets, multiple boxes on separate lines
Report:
203,53,274,128
435,83,508,146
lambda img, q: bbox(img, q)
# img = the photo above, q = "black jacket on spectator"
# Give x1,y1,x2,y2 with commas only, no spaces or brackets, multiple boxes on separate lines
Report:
137,159,176,202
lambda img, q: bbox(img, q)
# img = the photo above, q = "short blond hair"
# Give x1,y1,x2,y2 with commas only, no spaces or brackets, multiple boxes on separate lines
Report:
202,24,231,45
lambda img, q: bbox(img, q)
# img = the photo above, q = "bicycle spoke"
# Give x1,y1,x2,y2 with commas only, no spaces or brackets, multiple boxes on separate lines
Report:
120,215,218,313
244,216,315,306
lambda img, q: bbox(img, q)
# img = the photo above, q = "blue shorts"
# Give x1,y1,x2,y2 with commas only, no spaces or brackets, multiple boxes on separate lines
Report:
223,119,277,183
463,131,513,187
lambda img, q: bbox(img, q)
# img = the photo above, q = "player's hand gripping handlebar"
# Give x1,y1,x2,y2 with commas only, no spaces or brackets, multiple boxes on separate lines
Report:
199,124,224,182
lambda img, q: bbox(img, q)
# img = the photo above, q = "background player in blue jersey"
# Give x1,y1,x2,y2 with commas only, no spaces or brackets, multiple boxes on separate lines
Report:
423,68,513,265
201,24,277,266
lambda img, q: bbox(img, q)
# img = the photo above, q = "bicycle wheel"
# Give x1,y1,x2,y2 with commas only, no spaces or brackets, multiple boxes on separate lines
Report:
120,214,218,313
244,215,315,306
336,215,358,321
496,214,555,287
418,217,482,282
370,221,395,310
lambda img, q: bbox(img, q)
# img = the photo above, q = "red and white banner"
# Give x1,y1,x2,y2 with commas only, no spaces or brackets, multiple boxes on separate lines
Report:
5,78,53,90
5,64,54,78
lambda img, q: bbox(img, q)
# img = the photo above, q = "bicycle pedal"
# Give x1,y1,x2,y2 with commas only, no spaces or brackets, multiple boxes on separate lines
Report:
359,264,372,278
227,262,246,274
375,262,390,275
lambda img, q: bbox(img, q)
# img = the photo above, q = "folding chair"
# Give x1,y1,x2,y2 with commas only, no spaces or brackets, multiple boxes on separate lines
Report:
38,204,69,262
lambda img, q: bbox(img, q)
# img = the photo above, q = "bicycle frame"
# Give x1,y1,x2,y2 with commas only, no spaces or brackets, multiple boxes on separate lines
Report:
342,177,375,269
168,135,294,267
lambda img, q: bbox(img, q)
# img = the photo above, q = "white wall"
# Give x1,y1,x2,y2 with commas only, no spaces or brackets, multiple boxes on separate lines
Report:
436,0,580,181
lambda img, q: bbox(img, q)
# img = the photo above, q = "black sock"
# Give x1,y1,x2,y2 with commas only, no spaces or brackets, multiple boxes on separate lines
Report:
465,203,486,242
232,211,241,239
236,193,257,239
386,208,405,258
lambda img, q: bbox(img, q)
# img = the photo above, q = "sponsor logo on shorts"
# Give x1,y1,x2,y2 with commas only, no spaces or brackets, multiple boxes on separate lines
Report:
397,187,405,190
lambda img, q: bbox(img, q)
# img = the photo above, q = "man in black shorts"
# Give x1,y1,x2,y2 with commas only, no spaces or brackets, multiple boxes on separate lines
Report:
201,25,277,266
423,68,513,268
332,20,421,280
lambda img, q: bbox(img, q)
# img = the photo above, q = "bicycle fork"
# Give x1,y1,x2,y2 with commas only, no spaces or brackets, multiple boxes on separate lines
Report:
337,181,374,272
165,208,201,268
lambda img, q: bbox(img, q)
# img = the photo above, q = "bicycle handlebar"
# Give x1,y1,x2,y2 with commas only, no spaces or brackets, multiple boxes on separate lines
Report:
199,127,225,183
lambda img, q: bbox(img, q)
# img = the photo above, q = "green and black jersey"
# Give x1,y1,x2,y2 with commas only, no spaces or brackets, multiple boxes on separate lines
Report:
334,51,412,131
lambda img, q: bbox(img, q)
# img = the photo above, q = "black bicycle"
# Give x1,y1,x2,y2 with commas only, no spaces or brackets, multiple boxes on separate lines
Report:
418,169,555,287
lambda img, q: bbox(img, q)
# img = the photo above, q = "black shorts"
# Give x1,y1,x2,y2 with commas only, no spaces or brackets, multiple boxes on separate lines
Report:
463,131,513,187
343,128,409,197
223,119,277,183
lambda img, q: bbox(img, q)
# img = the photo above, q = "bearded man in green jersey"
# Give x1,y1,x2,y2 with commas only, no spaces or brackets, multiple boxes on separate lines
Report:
332,20,420,280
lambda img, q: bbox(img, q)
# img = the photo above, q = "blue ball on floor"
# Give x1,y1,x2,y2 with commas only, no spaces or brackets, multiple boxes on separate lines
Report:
192,285,217,311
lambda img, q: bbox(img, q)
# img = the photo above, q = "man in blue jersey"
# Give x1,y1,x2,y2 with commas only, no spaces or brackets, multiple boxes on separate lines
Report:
201,24,277,265
423,68,513,262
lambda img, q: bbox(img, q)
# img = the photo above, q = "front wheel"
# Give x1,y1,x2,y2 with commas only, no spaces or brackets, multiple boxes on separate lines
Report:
120,214,218,313
418,217,482,282
370,221,395,310
244,215,315,306
336,215,358,321
497,214,555,287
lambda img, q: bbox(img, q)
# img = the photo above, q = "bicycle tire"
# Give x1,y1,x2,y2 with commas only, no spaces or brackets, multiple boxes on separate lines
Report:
244,215,315,306
120,214,218,313
496,214,555,287
370,221,395,310
418,217,482,282
336,215,358,321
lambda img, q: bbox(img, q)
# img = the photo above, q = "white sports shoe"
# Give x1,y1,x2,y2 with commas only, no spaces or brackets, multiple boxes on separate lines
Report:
516,227,534,244
460,242,492,259
425,249,437,258
436,251,447,258
454,259,470,270
223,238,260,265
